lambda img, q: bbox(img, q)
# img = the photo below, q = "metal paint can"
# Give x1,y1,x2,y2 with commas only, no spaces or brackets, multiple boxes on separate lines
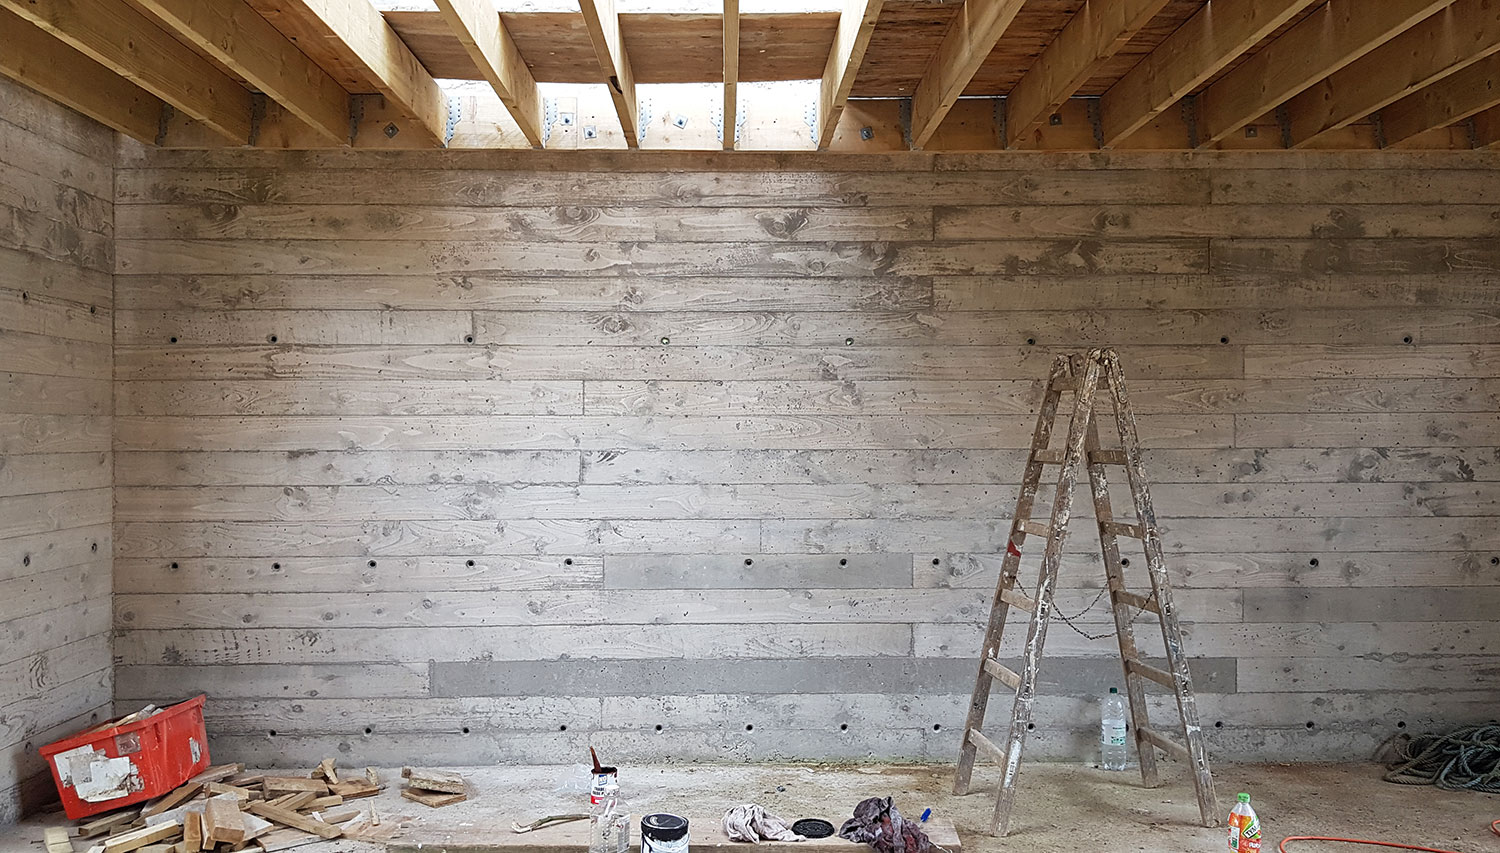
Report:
588,766,618,806
641,813,689,853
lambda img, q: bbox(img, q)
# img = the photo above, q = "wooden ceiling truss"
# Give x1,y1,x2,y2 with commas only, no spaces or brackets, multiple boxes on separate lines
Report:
1,0,1497,152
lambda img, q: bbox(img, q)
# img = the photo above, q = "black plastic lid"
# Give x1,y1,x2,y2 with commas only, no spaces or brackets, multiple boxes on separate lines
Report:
792,819,835,839
641,813,689,841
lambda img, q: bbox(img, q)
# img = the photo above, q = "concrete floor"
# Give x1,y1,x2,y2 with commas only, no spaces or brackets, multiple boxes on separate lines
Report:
4,763,1497,853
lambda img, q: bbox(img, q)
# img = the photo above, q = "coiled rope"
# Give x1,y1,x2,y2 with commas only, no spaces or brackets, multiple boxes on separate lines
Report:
1382,723,1500,794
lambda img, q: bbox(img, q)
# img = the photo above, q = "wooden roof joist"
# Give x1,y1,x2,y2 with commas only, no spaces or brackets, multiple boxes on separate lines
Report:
1096,0,1320,148
0,7,165,145
1380,50,1500,145
1194,0,1459,145
248,0,453,146
130,0,352,144
0,0,254,142
817,0,885,148
435,0,546,146
909,0,1027,148
1003,0,1173,148
723,0,740,149
1282,0,1500,147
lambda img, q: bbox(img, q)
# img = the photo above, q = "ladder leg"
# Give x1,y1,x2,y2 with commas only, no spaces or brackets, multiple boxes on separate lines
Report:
989,353,1105,836
955,357,1070,796
1083,402,1160,788
1100,350,1218,827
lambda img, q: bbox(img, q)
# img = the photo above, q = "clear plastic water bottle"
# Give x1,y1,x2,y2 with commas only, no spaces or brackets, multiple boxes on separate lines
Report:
1228,792,1261,852
589,781,629,853
1101,686,1128,770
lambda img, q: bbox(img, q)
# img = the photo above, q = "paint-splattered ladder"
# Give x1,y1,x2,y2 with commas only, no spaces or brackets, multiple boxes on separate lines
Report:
952,348,1217,836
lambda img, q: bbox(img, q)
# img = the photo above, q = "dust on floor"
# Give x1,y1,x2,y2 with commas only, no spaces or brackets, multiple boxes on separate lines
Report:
4,762,1496,853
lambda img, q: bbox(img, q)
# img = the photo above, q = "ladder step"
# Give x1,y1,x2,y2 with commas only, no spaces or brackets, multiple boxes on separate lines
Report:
1033,448,1066,464
999,587,1035,614
982,657,1023,690
1126,658,1177,688
1138,726,1191,760
1100,521,1146,539
1016,519,1053,537
967,727,1007,761
1113,590,1161,614
1089,449,1128,465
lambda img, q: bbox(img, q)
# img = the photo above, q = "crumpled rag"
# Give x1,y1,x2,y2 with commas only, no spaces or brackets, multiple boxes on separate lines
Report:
838,796,934,853
723,804,806,843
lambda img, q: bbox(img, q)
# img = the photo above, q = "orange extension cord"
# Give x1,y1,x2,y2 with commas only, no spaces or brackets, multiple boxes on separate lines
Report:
1276,820,1500,853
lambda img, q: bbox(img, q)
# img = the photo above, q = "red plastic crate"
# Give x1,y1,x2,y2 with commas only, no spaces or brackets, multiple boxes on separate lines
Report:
39,695,211,820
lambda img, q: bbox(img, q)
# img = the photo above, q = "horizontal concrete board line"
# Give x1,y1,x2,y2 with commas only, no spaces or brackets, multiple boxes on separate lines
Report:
919,551,1500,590
1242,588,1500,622
111,414,1232,452
114,447,1500,487
916,620,1496,659
112,624,916,665
1237,656,1500,693
111,551,1494,596
0,524,110,582
112,588,1241,629
0,669,112,749
0,563,110,625
117,307,1471,348
429,657,1237,698
0,599,111,666
112,344,1241,382
115,555,608,594
0,633,111,709
761,517,1499,554
109,482,1500,522
113,519,763,558
603,553,913,589
116,450,583,488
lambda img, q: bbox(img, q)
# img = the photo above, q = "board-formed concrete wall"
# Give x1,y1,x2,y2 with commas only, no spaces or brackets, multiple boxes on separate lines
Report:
0,77,115,821
110,144,1500,769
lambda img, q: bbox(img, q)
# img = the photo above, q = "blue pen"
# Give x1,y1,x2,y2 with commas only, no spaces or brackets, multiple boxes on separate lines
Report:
920,808,931,822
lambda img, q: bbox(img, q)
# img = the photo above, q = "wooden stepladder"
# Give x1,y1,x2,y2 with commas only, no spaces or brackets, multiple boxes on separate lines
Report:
952,348,1217,836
